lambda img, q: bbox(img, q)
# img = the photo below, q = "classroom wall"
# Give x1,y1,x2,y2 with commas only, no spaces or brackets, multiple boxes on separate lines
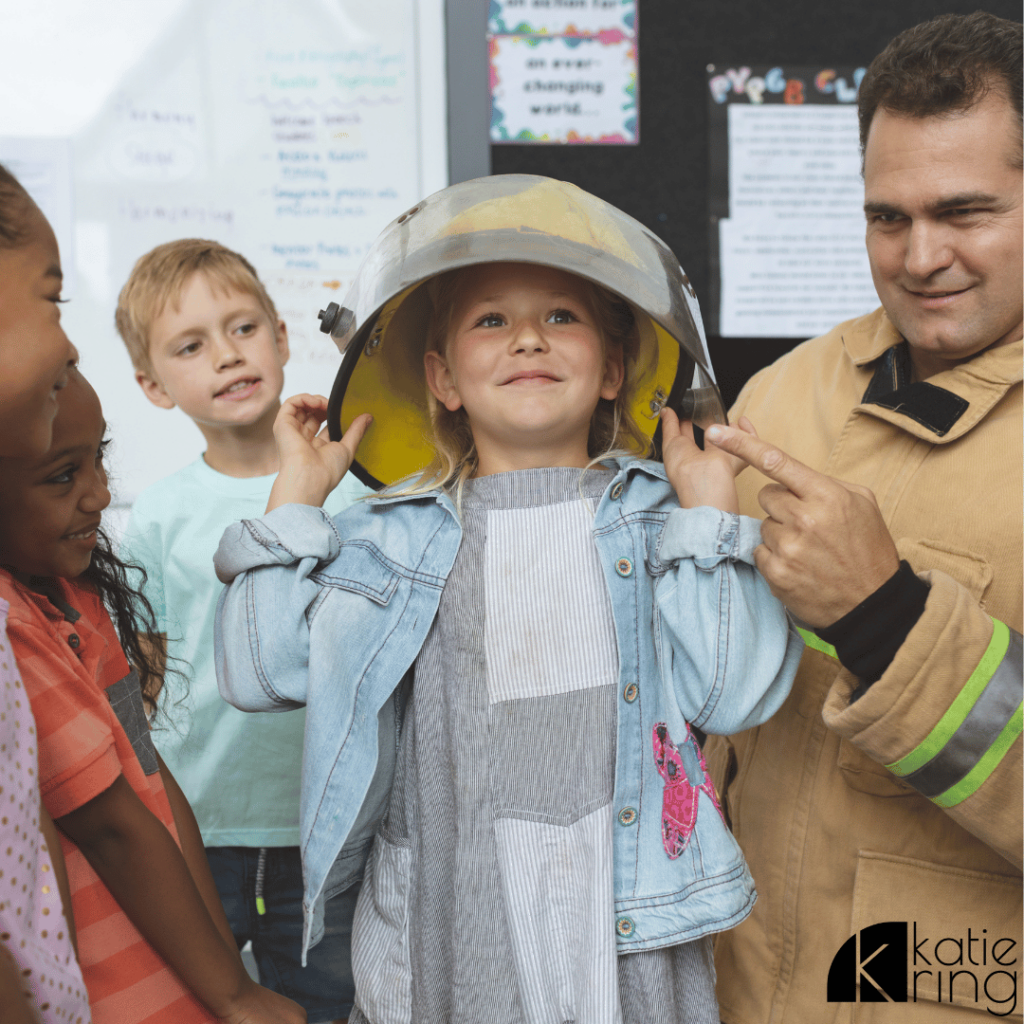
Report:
4,0,1018,489
0,0,448,505
490,0,1021,409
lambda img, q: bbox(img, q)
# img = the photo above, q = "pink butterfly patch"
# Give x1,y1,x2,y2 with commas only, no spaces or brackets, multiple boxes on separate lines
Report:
653,722,724,859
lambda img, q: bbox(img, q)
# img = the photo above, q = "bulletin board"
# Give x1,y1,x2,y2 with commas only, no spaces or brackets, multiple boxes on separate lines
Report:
491,0,1021,410
707,64,879,339
0,0,448,504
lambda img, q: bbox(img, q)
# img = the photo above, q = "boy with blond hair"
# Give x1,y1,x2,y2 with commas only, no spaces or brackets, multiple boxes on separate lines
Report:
117,239,366,1024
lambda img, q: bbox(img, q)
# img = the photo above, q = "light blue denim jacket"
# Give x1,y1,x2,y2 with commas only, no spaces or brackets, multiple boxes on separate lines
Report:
213,458,803,961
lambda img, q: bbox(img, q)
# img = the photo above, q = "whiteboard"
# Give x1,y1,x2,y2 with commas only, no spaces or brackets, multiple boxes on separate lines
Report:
0,0,448,504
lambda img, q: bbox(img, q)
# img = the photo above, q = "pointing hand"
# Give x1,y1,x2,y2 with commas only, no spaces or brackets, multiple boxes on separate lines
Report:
704,424,900,627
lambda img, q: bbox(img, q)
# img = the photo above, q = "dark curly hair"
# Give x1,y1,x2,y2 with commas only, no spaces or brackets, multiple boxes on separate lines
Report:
82,529,171,716
858,12,1023,166
0,367,179,716
4,533,174,718
0,162,34,249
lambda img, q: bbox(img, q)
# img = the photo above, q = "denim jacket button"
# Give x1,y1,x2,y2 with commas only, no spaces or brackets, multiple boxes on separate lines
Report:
610,482,624,500
623,682,638,703
615,557,633,577
617,806,637,826
616,916,635,938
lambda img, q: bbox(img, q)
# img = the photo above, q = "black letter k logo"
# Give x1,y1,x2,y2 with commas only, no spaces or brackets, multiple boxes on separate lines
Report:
827,922,908,1003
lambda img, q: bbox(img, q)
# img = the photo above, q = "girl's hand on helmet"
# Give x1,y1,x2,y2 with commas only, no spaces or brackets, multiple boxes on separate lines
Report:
660,408,757,514
266,394,371,512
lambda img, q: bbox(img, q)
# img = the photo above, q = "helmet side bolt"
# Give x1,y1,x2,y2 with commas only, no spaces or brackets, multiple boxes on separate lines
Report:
318,302,341,334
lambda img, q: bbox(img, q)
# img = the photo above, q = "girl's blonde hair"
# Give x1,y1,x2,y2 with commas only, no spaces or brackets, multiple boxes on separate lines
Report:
389,265,654,501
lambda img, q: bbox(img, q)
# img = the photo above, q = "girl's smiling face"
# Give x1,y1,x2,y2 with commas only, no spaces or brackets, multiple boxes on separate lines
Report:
0,368,111,580
423,263,624,476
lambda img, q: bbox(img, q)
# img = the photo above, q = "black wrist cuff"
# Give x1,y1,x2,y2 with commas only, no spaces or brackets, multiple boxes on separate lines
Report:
818,560,929,693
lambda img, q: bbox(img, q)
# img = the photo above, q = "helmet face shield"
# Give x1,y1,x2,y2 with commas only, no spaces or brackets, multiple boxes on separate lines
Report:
325,174,725,489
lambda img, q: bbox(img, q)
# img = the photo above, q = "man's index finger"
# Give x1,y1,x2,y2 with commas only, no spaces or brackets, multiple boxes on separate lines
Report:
704,425,819,497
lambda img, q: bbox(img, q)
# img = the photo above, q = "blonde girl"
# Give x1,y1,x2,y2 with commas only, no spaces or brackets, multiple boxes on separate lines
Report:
215,177,802,1024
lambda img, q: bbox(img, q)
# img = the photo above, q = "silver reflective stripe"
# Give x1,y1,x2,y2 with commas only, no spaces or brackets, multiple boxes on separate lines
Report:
902,631,1023,798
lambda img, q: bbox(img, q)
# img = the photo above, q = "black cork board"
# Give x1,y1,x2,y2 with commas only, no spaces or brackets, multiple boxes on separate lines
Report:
490,0,1020,410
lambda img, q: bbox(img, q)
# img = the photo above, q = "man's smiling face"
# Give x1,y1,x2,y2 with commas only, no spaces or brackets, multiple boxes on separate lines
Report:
863,86,1023,379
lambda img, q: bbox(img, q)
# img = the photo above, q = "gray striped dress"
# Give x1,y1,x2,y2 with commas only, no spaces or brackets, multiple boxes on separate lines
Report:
349,467,719,1024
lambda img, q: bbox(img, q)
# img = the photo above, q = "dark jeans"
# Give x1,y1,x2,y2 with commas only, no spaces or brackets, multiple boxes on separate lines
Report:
207,845,357,1021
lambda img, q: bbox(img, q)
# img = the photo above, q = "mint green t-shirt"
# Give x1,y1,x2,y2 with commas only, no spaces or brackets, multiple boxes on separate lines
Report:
120,457,370,847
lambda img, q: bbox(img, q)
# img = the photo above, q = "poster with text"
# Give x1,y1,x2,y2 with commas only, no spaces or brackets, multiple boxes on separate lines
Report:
708,64,877,338
489,0,637,144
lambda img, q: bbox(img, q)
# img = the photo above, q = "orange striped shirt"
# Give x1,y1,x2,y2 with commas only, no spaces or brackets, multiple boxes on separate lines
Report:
0,571,214,1024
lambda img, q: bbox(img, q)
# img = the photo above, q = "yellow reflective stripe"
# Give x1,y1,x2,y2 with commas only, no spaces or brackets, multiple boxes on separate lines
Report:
887,620,1011,779
796,627,837,661
933,702,1024,808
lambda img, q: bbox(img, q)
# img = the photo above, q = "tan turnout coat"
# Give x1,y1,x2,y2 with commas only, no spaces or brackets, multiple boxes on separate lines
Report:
707,308,1023,1023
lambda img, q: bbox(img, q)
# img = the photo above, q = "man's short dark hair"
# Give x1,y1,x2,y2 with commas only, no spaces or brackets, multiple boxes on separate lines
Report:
858,11,1023,160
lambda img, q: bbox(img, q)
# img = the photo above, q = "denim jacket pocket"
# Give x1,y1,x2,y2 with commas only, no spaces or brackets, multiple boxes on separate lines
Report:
311,541,403,605
642,517,672,580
